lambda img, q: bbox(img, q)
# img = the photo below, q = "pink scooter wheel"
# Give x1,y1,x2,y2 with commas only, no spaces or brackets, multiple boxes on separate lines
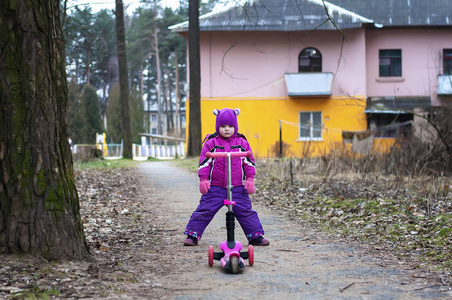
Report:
208,245,214,267
248,245,254,266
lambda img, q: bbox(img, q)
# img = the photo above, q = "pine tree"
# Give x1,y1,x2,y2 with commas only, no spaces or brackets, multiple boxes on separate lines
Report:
82,84,104,143
130,87,145,144
106,83,123,143
67,78,85,144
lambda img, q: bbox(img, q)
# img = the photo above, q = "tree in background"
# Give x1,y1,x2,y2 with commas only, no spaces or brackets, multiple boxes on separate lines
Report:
187,0,202,157
106,84,123,143
115,0,132,158
64,0,229,151
128,5,161,135
0,0,90,260
91,9,118,120
130,86,145,143
64,7,116,121
67,78,85,144
158,6,188,136
67,82,104,144
126,1,188,138
82,84,104,143
107,83,144,144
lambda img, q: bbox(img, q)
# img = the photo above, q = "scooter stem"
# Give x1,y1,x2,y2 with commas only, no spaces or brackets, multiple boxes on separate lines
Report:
226,152,236,246
205,151,252,248
226,153,233,213
226,211,235,244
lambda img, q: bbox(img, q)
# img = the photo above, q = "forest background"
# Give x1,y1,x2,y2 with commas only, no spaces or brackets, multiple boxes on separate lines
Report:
64,0,224,145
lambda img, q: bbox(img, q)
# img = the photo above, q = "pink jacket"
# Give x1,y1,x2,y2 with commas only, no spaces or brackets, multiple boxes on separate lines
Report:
198,133,255,188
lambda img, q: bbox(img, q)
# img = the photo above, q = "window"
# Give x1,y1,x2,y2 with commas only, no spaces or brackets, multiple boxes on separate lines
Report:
298,48,322,72
299,111,322,140
444,49,452,75
151,128,157,134
379,49,402,76
151,114,157,122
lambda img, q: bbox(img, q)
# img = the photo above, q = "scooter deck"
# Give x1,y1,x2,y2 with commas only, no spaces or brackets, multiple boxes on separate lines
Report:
213,250,250,260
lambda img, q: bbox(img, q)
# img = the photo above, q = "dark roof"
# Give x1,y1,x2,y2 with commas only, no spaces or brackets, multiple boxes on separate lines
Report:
327,0,452,27
170,0,452,32
170,0,375,32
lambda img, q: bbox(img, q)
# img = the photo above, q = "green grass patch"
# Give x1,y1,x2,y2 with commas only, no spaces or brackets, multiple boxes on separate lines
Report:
170,157,198,173
75,158,141,170
12,286,60,300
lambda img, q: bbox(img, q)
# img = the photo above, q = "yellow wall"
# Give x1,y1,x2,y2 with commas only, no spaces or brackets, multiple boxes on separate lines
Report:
191,96,370,158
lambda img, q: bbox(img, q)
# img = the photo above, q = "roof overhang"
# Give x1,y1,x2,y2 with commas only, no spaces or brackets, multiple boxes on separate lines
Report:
365,96,431,112
364,109,409,114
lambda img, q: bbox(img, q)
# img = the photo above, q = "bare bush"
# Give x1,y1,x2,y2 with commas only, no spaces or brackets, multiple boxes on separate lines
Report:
382,107,452,176
269,140,292,158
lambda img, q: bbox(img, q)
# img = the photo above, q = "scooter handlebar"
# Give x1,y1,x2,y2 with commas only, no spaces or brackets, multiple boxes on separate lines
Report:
205,151,252,158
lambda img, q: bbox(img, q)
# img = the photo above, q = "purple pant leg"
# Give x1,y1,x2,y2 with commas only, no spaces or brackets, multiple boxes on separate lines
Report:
232,186,265,240
184,186,265,241
184,186,226,240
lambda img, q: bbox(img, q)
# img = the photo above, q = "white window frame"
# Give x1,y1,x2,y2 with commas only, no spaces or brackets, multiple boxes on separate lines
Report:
298,111,323,141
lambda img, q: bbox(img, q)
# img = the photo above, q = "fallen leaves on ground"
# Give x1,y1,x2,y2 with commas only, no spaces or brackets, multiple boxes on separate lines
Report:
0,167,172,299
254,168,452,287
1,159,451,298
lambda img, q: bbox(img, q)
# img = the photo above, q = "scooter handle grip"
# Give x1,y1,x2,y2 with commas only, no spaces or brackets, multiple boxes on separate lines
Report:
206,151,252,158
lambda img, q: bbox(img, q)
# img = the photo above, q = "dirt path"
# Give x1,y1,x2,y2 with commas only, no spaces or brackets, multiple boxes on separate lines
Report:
137,161,450,299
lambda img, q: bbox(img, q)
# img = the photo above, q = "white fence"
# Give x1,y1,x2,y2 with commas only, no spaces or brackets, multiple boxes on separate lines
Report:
73,143,185,159
134,143,185,159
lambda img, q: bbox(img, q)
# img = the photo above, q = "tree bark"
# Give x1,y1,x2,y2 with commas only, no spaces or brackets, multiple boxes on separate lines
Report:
187,0,202,157
0,0,90,260
174,51,181,136
165,69,174,133
167,69,174,133
115,0,133,158
154,19,163,136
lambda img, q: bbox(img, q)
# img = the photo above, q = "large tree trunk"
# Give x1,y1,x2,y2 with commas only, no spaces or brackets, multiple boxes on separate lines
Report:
115,0,132,158
187,0,202,157
0,0,90,260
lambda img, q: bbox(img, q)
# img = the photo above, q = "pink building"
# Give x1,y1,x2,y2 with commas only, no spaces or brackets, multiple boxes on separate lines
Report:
171,0,452,157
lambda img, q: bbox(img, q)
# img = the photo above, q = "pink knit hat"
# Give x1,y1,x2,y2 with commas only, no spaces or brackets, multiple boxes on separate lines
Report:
213,108,240,134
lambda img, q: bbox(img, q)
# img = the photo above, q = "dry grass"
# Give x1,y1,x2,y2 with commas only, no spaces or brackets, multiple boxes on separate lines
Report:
255,151,452,274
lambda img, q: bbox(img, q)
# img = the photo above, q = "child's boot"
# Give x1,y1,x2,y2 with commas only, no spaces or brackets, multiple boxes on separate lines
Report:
183,235,198,246
249,236,270,246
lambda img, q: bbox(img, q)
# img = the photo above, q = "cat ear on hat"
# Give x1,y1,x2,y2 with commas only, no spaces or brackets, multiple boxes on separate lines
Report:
213,109,219,116
234,108,240,115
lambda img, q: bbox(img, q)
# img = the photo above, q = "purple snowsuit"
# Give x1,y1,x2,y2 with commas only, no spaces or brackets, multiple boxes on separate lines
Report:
184,132,265,241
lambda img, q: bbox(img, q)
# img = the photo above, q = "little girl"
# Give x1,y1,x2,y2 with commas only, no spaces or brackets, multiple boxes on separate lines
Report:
184,108,269,246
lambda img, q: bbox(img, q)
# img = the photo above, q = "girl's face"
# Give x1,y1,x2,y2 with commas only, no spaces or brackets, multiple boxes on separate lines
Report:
219,125,235,138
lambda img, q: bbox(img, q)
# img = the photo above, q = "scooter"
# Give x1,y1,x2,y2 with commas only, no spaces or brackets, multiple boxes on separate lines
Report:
205,151,254,274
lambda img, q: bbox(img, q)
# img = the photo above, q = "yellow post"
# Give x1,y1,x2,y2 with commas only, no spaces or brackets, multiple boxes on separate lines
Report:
102,133,108,156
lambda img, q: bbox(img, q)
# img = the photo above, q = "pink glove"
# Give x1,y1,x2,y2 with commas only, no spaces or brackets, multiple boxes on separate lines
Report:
199,180,210,194
244,178,255,194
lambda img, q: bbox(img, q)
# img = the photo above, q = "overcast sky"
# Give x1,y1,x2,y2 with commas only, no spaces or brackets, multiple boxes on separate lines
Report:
66,1,248,15
66,0,181,14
